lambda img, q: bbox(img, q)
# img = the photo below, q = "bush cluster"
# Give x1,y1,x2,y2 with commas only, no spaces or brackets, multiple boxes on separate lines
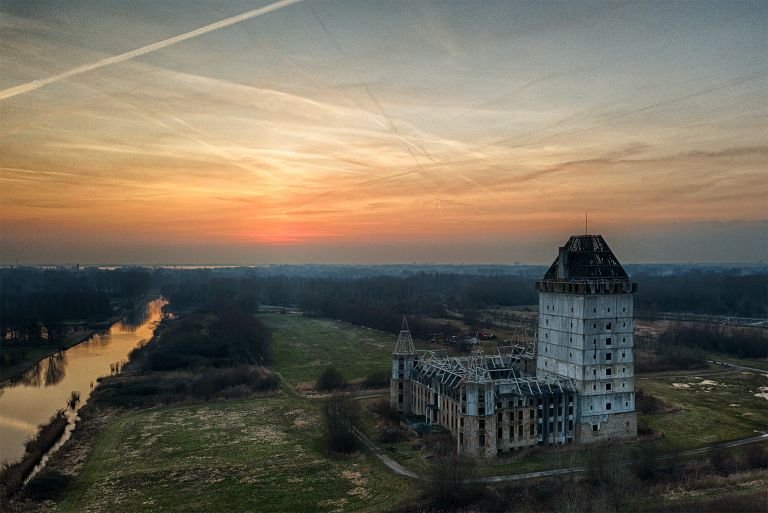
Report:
316,366,346,391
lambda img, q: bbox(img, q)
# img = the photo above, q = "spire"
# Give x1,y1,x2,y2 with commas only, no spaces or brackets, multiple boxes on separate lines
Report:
393,316,415,354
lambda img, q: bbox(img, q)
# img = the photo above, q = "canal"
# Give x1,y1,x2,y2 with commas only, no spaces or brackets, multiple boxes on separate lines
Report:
0,298,167,465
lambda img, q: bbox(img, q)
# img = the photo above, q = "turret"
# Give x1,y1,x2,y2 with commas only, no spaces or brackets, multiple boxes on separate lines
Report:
390,317,416,413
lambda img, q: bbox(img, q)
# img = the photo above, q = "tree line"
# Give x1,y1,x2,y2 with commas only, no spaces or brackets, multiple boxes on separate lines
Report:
0,267,152,344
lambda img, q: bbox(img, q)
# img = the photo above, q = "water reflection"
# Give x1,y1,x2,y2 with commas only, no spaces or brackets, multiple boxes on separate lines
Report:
121,303,152,331
0,298,167,464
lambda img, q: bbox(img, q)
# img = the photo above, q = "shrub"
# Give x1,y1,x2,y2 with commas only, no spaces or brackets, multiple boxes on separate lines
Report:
636,389,673,414
322,392,360,453
369,399,400,423
423,453,480,507
709,447,732,476
743,445,768,469
316,366,346,391
362,369,390,388
377,425,403,443
23,470,72,500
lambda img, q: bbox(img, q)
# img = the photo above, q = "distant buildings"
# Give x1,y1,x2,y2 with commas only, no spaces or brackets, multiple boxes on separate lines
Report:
390,234,637,458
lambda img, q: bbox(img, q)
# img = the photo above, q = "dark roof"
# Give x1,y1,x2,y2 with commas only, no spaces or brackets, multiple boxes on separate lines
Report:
543,235,629,280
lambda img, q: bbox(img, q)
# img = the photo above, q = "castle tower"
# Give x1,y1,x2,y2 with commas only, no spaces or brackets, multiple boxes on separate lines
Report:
390,317,416,414
535,235,638,442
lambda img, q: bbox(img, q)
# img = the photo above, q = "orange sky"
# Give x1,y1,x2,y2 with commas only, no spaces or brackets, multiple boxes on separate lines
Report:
1,1,766,264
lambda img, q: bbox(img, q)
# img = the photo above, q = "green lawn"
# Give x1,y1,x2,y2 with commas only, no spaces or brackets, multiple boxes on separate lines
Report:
637,369,768,448
58,395,416,513
262,314,397,388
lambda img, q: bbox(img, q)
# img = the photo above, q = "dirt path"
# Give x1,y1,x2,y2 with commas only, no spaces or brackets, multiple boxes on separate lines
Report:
349,425,768,483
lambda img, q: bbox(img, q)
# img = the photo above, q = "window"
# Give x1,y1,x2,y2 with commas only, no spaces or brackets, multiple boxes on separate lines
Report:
518,425,523,437
606,368,612,376
607,308,611,313
593,385,596,390
518,411,523,421
593,323,597,328
498,412,502,422
606,353,612,361
398,394,403,403
568,405,573,415
545,319,548,325
460,418,464,427
622,352,626,358
460,433,464,444
593,369,597,375
545,333,548,339
606,403,612,411
558,421,562,431
623,382,626,388
479,434,485,446
530,425,534,435
606,383,612,391
398,382,403,390
622,367,626,373
593,308,597,313
479,420,485,430
569,352,572,357
592,424,598,431
568,420,573,430
606,337,612,345
623,307,626,312
593,354,596,360
498,428,502,439
606,323,612,330
530,410,534,419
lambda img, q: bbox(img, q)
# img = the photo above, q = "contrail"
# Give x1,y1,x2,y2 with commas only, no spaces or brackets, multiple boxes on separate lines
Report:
0,0,302,102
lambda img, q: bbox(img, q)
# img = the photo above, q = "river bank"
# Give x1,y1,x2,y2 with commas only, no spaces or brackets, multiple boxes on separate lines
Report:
0,294,160,384
0,299,169,511
0,410,69,507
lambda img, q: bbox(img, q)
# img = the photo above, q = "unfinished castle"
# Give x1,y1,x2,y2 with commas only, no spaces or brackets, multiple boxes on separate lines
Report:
390,234,638,458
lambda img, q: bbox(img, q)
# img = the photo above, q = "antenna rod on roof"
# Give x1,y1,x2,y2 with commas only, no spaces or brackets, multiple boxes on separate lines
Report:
585,212,588,235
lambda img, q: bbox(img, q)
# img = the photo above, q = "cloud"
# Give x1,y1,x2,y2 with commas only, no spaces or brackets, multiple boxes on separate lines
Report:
0,0,303,101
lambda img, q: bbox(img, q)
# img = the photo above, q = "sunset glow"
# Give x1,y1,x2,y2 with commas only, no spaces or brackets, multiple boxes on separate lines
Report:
1,1,766,264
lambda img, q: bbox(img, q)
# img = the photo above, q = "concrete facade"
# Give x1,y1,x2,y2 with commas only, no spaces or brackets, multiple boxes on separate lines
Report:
536,292,636,441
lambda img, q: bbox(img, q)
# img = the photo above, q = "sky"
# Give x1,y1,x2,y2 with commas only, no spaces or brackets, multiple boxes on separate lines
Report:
0,0,766,265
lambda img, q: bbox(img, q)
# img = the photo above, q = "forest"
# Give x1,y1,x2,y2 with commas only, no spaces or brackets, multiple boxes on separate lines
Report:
0,268,152,344
1,265,765,349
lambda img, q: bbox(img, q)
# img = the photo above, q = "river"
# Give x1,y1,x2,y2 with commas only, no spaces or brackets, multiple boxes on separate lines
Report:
0,298,167,465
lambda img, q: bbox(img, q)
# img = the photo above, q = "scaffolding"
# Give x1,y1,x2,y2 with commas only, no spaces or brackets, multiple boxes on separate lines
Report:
393,316,415,354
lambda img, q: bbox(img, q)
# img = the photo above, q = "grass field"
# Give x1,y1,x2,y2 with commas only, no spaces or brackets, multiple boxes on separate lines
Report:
51,313,768,512
58,395,416,513
55,314,417,513
262,314,398,388
637,369,768,448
